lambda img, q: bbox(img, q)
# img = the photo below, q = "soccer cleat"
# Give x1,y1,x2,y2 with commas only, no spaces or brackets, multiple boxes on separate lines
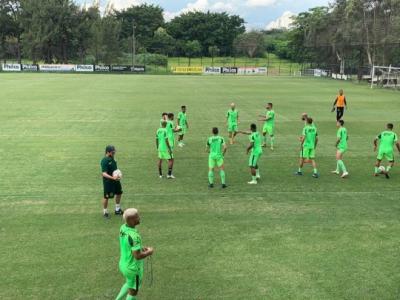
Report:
385,172,390,179
270,147,274,151
248,180,258,185
222,184,227,189
312,173,319,178
373,173,379,177
103,212,110,219
159,175,163,178
341,172,349,178
331,170,339,175
208,183,214,188
167,175,176,179
115,209,123,215
295,171,303,176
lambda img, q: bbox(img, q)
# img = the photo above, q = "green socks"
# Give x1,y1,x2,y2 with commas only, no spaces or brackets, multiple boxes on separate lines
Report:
338,160,347,173
220,170,226,184
263,135,267,144
270,136,275,147
313,168,318,174
256,169,260,177
298,168,302,172
126,295,137,300
208,171,214,184
374,167,379,174
252,175,257,181
116,283,129,300
387,166,392,173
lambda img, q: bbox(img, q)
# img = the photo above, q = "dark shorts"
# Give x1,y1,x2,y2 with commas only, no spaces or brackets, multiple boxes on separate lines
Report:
103,180,123,199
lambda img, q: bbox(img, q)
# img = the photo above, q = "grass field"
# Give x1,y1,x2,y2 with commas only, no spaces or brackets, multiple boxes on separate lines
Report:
1,73,400,300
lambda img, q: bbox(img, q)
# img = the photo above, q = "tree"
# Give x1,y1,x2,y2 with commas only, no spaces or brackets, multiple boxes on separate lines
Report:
167,11,245,56
208,45,220,65
184,40,201,66
234,31,265,58
100,15,121,64
115,4,164,52
0,0,22,62
148,27,175,55
20,0,78,63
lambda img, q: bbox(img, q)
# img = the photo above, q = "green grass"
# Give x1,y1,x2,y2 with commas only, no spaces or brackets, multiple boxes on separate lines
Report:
1,74,400,299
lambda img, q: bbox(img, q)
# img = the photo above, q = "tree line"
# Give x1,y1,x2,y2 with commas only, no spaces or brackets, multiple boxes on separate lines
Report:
1,0,399,68
0,0,248,64
270,0,400,71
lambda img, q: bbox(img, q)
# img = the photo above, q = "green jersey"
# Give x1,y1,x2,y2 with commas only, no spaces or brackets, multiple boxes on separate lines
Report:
265,110,275,126
177,112,187,128
377,131,398,152
156,128,169,151
226,109,238,125
250,132,262,155
101,156,117,182
302,125,318,149
337,127,348,149
119,224,143,272
166,120,174,139
207,135,225,160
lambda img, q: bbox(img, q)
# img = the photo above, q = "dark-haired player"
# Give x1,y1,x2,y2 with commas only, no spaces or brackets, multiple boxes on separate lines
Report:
373,123,400,178
206,127,227,188
296,117,319,178
239,123,263,184
177,106,189,147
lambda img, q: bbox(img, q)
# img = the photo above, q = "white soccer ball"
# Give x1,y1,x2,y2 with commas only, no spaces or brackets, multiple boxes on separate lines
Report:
379,166,386,173
113,169,122,179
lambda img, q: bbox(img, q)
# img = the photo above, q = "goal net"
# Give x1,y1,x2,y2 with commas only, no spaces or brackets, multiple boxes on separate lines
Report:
370,65,400,89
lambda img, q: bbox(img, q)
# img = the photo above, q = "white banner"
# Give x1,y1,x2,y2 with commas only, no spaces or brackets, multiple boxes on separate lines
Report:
203,66,221,75
76,64,94,72
39,64,76,72
2,63,21,72
237,67,267,75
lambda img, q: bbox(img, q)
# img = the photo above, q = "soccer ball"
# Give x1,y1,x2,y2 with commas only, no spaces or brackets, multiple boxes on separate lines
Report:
113,169,122,179
379,166,386,174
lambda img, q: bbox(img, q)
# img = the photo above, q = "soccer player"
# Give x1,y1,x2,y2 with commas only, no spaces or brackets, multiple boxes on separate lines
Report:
100,145,123,218
239,123,262,184
116,208,154,300
156,121,173,178
226,103,239,144
177,106,189,147
296,117,319,178
259,102,275,150
332,119,349,178
206,127,227,188
165,113,181,178
331,89,347,121
373,123,400,178
160,112,168,127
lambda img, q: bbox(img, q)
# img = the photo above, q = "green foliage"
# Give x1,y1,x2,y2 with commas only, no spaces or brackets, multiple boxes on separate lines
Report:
167,11,245,56
135,53,168,66
234,31,265,58
148,27,175,55
115,4,164,52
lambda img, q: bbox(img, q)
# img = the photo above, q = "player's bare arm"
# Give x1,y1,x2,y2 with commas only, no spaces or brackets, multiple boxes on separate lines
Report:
102,172,118,181
133,247,154,260
373,138,378,151
247,142,254,154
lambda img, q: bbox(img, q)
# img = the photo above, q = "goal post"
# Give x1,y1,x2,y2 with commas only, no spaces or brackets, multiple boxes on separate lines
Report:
370,65,400,89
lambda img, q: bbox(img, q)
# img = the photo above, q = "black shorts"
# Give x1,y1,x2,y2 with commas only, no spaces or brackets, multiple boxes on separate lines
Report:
103,180,123,199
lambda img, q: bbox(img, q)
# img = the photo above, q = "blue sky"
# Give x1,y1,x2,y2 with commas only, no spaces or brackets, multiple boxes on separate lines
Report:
77,0,330,29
